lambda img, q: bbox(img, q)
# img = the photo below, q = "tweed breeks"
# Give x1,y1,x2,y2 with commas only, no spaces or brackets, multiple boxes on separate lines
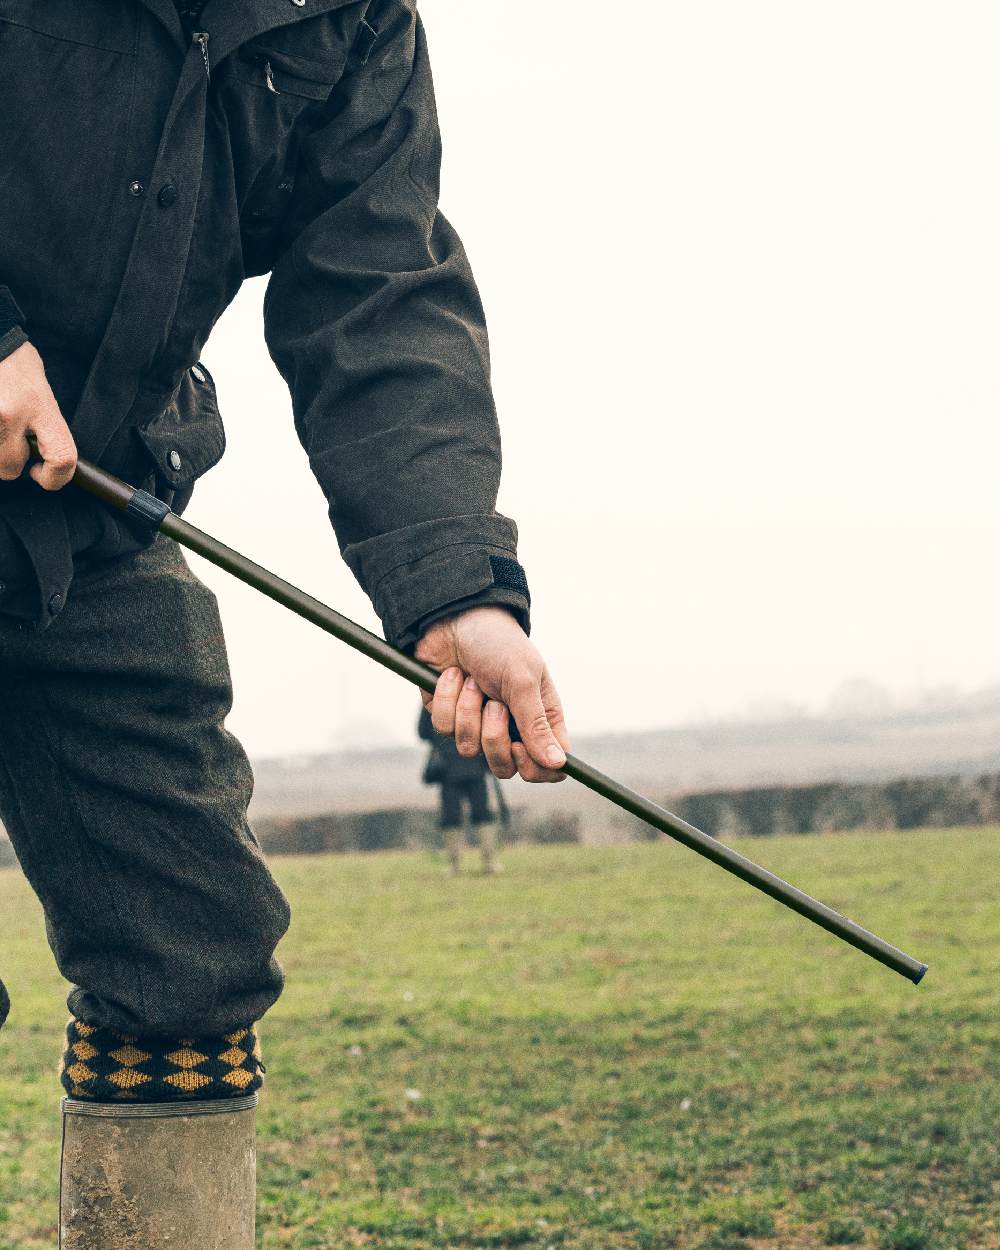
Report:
0,536,291,1041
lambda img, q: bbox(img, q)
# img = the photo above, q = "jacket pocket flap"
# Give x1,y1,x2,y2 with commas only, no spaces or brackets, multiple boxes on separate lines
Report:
134,364,226,489
235,42,350,98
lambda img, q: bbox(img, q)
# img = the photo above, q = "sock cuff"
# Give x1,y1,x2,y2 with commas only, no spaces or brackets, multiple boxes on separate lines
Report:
60,1017,264,1103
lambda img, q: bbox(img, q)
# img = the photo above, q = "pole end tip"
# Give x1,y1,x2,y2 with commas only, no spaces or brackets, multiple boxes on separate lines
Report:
912,962,929,986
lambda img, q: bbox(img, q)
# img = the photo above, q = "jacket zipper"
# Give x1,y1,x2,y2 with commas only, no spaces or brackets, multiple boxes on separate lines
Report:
237,50,282,93
193,31,210,78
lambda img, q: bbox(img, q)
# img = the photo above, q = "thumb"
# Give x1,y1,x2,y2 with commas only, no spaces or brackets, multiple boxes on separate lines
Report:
509,676,567,771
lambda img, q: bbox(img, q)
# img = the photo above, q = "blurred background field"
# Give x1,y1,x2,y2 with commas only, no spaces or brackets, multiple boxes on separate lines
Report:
1,828,997,1250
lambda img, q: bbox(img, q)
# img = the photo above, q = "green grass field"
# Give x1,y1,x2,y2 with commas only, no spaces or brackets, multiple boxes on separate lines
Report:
1,828,998,1249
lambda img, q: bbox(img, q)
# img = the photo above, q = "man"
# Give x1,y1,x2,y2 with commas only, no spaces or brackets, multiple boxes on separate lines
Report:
0,0,570,1240
418,704,503,875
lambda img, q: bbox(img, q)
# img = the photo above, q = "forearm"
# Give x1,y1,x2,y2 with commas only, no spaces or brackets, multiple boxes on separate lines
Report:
263,1,530,648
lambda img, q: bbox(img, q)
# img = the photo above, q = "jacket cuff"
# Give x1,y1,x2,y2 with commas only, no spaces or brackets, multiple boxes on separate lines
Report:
0,325,27,365
341,513,530,651
0,286,26,340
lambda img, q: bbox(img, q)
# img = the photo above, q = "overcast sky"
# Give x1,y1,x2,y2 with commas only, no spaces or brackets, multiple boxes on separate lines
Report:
188,1,1000,759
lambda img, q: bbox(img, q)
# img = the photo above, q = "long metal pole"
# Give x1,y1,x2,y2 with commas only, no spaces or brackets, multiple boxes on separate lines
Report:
66,454,928,985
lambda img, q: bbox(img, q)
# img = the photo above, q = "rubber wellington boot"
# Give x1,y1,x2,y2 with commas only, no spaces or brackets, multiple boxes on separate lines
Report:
478,821,502,875
59,1093,257,1250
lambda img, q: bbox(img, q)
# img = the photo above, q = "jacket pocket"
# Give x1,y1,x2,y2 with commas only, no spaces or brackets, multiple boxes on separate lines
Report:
132,364,226,513
222,6,366,273
234,44,348,99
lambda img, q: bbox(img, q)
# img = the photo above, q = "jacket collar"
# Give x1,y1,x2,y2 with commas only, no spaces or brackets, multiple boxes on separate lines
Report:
134,0,363,66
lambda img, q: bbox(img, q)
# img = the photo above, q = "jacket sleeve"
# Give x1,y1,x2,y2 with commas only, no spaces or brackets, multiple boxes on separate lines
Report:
262,0,531,653
0,286,28,364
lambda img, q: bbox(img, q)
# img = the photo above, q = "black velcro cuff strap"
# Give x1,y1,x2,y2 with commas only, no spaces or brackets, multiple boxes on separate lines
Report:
488,555,530,605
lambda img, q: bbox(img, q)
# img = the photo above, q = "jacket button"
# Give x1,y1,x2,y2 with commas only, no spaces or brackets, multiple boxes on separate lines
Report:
0,581,6,597
168,450,183,472
157,183,178,208
128,180,145,196
190,364,207,384
48,592,64,615
291,0,306,7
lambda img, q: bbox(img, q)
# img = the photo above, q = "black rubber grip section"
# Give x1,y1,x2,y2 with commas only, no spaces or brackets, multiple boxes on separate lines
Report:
126,489,172,530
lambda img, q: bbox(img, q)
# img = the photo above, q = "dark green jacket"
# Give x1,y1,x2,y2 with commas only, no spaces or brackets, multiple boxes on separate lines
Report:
0,0,530,649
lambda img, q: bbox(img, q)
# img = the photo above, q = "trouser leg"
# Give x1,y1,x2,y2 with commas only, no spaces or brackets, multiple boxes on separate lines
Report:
465,776,501,875
443,825,464,875
477,818,501,875
439,782,464,874
0,536,290,1090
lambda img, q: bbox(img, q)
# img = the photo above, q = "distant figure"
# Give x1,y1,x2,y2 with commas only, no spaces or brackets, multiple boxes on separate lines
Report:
418,706,501,875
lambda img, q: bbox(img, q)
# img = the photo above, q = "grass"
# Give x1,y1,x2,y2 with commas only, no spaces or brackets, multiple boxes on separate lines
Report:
0,827,998,1249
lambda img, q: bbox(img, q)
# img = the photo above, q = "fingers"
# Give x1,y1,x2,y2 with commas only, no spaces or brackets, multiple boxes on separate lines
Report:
428,669,517,779
0,343,77,489
0,423,29,481
453,675,485,758
430,666,465,737
506,669,570,782
422,629,572,785
28,408,78,490
481,699,516,779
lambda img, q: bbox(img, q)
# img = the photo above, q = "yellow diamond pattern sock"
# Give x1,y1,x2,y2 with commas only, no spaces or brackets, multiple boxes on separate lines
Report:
60,1018,264,1102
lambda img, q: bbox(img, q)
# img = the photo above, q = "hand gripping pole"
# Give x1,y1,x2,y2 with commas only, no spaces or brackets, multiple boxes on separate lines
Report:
62,453,929,985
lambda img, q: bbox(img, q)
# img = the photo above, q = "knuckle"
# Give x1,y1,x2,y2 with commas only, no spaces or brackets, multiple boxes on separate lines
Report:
511,670,539,694
488,757,516,779
481,723,504,748
46,441,76,467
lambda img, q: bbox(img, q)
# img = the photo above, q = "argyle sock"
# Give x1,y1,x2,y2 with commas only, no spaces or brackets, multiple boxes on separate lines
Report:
60,1017,264,1102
